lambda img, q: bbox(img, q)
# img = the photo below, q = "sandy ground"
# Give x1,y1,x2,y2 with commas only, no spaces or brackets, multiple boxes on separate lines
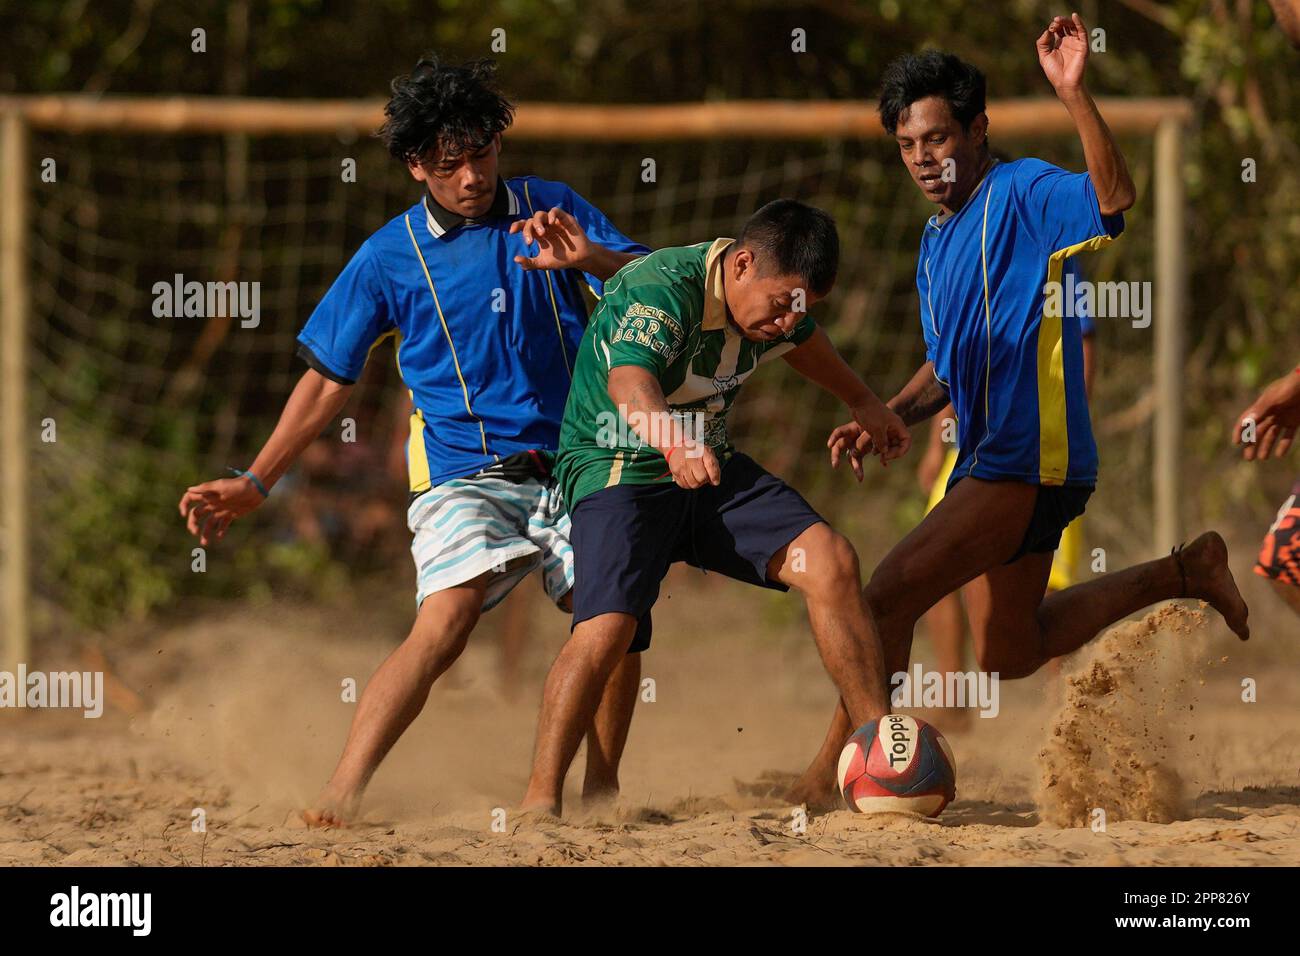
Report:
1,564,1298,867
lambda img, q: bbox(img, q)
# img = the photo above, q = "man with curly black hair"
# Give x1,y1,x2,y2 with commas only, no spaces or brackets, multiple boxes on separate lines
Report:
179,54,649,826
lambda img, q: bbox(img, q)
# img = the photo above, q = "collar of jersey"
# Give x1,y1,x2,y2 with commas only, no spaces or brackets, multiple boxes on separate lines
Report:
424,178,519,239
702,237,735,331
928,158,1001,230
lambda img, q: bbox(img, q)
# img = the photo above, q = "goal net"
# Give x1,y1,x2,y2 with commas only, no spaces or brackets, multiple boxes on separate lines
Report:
0,97,1179,653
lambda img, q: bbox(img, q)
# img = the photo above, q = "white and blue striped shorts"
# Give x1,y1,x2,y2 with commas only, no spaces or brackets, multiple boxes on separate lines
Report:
407,476,575,612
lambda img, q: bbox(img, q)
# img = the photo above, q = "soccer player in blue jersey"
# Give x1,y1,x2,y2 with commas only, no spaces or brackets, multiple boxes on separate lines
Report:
178,55,649,826
788,15,1251,807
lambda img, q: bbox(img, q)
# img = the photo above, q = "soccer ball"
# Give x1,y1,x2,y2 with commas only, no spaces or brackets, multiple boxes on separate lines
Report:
836,714,957,817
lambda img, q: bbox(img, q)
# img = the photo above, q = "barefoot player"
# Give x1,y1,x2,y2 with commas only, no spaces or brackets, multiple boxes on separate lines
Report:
519,200,905,816
178,54,649,825
788,16,1251,808
918,258,1097,713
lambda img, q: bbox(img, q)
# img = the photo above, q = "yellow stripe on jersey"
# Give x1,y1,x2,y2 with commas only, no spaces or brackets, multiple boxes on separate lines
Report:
406,403,432,493
605,450,626,487
523,181,573,381
388,331,433,494
366,327,399,362
1038,234,1114,484
403,213,490,458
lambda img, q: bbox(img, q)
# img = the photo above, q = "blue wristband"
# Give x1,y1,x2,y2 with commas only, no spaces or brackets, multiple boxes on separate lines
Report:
228,467,269,498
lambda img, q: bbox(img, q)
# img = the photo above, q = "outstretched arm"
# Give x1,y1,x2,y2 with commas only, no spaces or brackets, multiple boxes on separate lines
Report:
1037,13,1136,215
784,328,911,476
826,361,946,482
511,207,642,281
1234,366,1300,460
178,369,353,544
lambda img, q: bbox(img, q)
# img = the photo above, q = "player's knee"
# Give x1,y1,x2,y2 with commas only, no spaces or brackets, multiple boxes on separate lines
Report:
569,613,637,665
792,525,861,599
409,597,480,666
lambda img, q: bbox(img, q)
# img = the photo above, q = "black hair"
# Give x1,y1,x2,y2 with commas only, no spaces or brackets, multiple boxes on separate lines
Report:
738,199,839,297
380,54,515,164
878,51,987,135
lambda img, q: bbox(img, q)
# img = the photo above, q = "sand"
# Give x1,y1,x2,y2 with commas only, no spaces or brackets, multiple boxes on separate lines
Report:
1,571,1297,866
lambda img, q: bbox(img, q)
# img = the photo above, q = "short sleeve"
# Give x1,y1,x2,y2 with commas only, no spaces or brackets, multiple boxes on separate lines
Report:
605,296,687,378
296,242,395,385
1010,158,1124,255
563,186,651,296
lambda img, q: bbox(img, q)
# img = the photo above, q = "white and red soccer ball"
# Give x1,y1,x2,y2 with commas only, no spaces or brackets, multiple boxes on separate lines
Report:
836,714,957,817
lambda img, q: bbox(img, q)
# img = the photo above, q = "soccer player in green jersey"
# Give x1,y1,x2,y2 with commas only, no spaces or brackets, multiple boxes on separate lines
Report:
518,200,908,816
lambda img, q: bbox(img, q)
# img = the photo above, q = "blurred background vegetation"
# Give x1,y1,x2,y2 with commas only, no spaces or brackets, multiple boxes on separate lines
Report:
2,0,1297,638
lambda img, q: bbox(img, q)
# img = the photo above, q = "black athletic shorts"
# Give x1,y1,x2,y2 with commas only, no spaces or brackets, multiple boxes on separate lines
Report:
1006,481,1094,563
568,453,825,652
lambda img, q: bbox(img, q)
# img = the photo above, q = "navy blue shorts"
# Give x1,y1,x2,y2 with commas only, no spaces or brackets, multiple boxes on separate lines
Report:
568,453,825,652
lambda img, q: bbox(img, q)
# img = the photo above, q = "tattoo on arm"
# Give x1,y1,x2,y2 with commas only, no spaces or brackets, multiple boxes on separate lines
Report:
892,376,950,427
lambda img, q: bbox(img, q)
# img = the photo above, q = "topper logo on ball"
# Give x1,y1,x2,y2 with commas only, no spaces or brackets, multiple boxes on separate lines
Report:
886,714,918,769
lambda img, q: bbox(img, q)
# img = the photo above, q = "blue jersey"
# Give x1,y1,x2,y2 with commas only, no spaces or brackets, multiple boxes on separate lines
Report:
917,158,1122,487
297,176,649,495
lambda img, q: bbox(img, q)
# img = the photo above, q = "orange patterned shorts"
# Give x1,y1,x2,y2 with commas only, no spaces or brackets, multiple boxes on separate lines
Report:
1255,477,1300,588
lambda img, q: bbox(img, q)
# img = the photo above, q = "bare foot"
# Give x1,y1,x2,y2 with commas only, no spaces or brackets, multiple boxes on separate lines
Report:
1180,531,1251,641
301,786,360,829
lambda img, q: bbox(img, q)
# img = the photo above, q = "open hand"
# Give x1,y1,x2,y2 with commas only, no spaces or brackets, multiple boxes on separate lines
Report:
1235,369,1300,460
178,476,265,545
510,206,593,272
1037,13,1090,97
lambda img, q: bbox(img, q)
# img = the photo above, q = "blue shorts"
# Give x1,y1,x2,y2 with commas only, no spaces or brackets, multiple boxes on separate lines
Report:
568,453,825,652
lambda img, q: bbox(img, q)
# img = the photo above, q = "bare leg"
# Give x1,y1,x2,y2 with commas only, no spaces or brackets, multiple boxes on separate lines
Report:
922,591,975,732
303,575,487,827
787,480,1250,805
498,584,533,697
965,531,1249,678
775,523,891,810
773,523,892,725
925,592,966,677
521,612,638,815
582,652,642,803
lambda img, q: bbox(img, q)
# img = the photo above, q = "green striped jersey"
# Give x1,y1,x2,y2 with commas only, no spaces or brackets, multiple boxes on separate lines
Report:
555,238,815,508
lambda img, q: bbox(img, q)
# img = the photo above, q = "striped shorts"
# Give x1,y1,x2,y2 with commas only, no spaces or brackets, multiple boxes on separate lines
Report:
407,476,575,612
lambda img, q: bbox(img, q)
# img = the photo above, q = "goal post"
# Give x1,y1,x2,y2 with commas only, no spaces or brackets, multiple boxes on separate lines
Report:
0,95,1190,670
2,111,31,676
